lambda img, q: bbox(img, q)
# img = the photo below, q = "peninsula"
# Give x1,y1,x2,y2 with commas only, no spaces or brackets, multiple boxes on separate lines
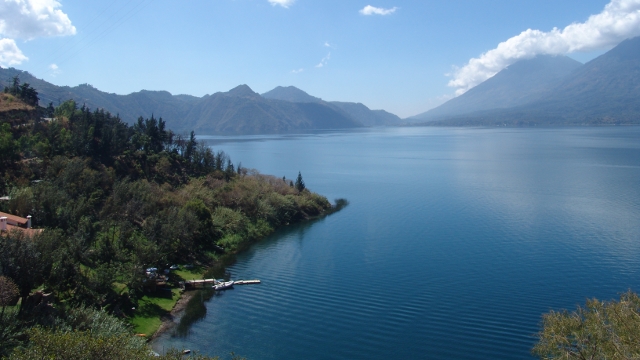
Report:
0,79,340,358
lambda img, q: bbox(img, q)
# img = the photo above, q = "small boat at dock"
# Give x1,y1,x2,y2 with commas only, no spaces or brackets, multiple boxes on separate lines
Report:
213,281,234,290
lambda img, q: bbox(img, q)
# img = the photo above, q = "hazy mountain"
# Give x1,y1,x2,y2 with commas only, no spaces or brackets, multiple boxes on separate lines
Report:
529,36,640,120
262,86,323,103
182,85,362,133
262,85,402,126
427,36,640,126
410,55,582,121
0,70,364,134
329,102,402,126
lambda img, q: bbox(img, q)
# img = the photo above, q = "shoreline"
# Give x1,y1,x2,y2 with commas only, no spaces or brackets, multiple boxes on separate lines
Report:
149,290,195,341
146,199,348,348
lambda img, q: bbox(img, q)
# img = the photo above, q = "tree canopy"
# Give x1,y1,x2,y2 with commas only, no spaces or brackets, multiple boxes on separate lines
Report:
533,290,640,359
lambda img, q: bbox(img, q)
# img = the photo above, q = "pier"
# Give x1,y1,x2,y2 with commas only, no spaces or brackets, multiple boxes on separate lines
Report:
180,279,216,290
180,279,260,290
234,280,261,285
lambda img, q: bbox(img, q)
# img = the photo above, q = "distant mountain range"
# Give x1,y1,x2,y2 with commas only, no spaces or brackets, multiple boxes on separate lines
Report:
3,36,639,130
411,36,640,126
0,70,401,134
261,86,401,126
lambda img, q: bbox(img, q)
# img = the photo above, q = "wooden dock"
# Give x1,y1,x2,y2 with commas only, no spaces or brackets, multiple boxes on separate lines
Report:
234,280,261,285
180,279,216,290
180,279,260,290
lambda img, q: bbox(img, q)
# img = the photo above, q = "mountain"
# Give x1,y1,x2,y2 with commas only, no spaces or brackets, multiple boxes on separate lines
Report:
410,55,582,121
526,36,640,121
329,102,402,126
420,36,640,126
262,86,402,126
262,86,323,103
0,70,364,134
181,86,361,133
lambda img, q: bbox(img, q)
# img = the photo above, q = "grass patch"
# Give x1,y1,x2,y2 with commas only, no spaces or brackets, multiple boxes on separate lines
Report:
130,288,181,336
112,282,127,295
130,314,162,337
173,266,206,281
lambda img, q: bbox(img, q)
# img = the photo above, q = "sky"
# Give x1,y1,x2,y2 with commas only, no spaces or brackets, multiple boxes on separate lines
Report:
2,0,640,118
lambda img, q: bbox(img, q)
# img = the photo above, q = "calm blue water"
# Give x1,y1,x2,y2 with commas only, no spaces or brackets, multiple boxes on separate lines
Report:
156,127,640,359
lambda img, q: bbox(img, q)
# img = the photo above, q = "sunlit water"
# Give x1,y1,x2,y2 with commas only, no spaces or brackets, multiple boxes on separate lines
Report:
155,127,640,359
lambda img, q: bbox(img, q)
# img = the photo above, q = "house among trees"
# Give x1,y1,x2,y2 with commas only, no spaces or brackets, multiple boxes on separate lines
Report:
0,211,42,236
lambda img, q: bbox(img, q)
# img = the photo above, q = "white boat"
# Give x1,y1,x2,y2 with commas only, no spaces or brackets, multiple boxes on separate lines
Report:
213,281,234,290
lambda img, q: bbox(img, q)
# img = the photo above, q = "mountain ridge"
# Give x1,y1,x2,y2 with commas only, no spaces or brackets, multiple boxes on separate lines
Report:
410,55,583,121
262,85,402,126
0,70,390,134
414,36,640,126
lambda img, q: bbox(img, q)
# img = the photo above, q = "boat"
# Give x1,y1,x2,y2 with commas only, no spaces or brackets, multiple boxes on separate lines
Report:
213,281,234,290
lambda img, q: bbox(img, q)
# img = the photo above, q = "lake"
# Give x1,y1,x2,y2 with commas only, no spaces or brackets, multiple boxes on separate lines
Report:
155,126,640,359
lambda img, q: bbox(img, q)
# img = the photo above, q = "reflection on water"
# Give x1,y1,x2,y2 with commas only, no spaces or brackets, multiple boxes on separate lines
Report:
174,289,214,338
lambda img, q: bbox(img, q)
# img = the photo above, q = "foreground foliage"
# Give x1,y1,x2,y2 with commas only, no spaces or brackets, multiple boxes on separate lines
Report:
8,322,235,359
533,290,640,359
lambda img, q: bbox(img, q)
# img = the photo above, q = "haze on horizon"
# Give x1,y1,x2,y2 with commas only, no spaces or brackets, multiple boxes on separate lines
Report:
2,0,640,118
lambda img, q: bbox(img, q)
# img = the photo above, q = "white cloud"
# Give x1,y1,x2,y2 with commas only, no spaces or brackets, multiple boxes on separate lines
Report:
449,0,640,95
359,5,397,16
49,63,60,76
291,68,304,74
0,0,76,40
268,0,295,8
0,38,28,67
316,52,331,68
324,42,331,47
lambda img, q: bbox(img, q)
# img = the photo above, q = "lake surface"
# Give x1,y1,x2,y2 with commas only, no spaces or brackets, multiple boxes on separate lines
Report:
156,126,640,359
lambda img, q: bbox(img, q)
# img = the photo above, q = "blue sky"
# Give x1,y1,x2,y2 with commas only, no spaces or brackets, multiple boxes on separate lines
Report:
2,0,639,118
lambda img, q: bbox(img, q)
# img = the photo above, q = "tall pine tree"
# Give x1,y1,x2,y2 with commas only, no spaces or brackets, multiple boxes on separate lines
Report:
295,171,305,192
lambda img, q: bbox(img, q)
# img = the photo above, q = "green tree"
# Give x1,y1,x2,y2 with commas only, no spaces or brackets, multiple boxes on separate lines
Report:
533,290,640,359
0,276,19,320
0,232,47,312
0,123,17,169
54,99,78,118
295,171,305,192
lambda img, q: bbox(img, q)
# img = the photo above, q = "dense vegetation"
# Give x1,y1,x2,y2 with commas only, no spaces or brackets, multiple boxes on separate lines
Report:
0,78,333,357
533,291,640,359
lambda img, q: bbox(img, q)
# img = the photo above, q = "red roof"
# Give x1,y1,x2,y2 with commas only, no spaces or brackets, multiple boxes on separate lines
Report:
0,212,28,226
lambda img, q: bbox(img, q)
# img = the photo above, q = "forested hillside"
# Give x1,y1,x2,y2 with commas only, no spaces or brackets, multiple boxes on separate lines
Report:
0,79,334,357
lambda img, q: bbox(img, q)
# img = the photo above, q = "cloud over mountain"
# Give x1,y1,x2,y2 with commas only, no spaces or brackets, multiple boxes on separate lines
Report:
449,0,640,95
